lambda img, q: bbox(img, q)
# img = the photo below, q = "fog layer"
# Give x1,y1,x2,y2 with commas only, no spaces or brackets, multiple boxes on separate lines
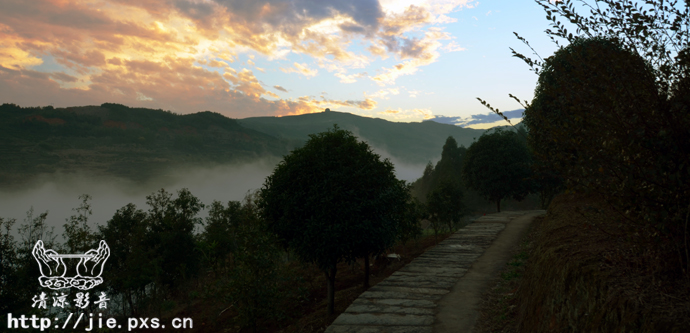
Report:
0,151,428,238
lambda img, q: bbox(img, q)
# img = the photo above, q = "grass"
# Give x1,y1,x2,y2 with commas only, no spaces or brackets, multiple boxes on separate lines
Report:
474,216,542,333
476,193,690,333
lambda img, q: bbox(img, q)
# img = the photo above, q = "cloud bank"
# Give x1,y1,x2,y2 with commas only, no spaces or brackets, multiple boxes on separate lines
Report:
425,109,525,127
0,0,475,118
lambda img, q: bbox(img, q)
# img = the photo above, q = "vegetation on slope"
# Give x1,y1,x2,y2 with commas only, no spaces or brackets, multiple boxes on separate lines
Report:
0,103,288,188
239,110,486,165
477,193,690,332
475,0,690,330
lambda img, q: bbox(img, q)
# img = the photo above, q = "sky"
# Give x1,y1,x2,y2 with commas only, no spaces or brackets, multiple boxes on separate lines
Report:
0,0,564,129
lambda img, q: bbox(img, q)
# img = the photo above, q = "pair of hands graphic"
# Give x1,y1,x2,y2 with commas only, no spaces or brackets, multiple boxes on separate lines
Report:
32,240,110,290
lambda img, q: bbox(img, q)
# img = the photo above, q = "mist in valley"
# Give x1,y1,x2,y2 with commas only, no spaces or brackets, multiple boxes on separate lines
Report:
0,149,430,239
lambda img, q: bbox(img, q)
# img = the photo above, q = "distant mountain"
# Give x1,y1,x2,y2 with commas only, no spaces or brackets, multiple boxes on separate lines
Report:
0,104,490,188
0,103,288,188
239,110,487,164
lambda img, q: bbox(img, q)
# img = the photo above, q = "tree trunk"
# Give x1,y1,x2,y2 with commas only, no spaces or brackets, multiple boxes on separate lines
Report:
364,255,370,290
497,199,501,212
326,265,337,315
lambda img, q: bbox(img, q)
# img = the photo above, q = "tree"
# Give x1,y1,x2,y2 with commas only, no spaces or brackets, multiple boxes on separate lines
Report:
98,203,151,317
201,200,243,274
144,188,204,292
412,136,466,202
0,217,19,314
478,0,690,277
63,194,97,254
225,192,284,332
426,180,465,242
396,197,425,246
524,36,659,194
462,129,533,212
258,125,409,314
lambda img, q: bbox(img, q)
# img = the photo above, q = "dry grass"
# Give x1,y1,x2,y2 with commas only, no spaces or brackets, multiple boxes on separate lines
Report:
478,193,690,333
474,216,544,333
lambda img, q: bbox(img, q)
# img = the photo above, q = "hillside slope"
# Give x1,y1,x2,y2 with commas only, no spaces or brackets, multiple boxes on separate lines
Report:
1,104,491,188
0,103,288,187
240,110,486,164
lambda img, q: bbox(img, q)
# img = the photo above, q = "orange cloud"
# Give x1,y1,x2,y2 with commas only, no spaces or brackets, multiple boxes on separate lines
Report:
281,96,378,116
280,62,318,77
376,107,434,121
371,27,451,85
0,0,471,117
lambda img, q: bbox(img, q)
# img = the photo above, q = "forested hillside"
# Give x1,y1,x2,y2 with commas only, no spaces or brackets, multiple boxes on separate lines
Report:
239,110,486,165
0,103,490,188
0,103,290,188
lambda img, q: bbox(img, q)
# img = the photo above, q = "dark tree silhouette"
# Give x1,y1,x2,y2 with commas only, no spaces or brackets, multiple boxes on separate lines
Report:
258,125,409,314
462,129,532,212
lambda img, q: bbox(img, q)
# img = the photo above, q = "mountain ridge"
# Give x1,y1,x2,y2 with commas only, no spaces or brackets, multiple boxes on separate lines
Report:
0,103,490,188
239,110,487,164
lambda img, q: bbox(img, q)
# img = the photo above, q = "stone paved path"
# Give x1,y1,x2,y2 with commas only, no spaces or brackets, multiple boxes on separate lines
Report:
324,210,545,333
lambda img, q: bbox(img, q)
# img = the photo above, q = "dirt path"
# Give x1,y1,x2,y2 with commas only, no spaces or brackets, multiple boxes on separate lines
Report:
324,210,544,333
433,210,546,333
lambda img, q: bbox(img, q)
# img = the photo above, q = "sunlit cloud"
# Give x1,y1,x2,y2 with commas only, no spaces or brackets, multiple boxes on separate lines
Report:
280,62,318,77
0,0,476,117
376,107,434,121
443,41,466,52
280,96,378,116
366,88,401,99
426,109,525,127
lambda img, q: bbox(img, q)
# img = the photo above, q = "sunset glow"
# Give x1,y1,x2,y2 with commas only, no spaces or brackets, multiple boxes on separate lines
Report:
0,0,559,125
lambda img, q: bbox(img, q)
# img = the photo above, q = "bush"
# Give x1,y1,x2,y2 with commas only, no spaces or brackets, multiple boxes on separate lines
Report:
524,35,690,277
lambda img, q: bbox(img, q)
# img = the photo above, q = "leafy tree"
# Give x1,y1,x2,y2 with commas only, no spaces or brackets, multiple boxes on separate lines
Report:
225,192,284,332
412,161,435,200
144,188,204,292
462,129,533,212
98,203,151,316
396,197,425,246
63,194,97,254
1,208,59,314
412,136,467,202
434,137,466,186
201,200,243,274
426,180,465,241
0,217,19,314
478,0,690,276
258,125,409,314
524,36,659,194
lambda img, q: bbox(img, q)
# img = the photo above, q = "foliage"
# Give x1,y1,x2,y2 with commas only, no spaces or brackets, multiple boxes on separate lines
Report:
98,203,151,316
0,103,289,188
396,197,425,246
1,208,59,315
258,125,409,314
224,192,285,332
411,136,467,202
63,194,97,253
525,36,659,191
529,0,689,94
462,129,533,212
0,217,19,314
144,188,204,290
491,0,690,277
200,200,243,274
426,180,466,240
